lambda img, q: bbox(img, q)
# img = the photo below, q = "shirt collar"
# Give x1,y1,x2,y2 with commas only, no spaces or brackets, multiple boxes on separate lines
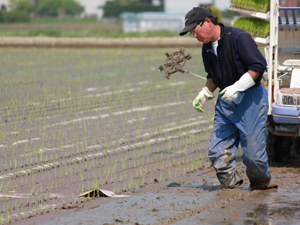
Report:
203,23,226,51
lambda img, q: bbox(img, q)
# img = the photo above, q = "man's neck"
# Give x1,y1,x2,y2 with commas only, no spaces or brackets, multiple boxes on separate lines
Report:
211,25,221,43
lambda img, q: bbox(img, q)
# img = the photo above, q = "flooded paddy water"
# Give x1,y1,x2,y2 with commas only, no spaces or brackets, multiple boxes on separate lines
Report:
0,47,299,225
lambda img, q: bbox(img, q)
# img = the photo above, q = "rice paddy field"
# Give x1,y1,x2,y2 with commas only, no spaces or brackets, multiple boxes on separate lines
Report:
0,47,216,224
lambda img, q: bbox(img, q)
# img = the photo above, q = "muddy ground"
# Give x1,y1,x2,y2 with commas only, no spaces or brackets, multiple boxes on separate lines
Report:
0,48,299,225
12,158,300,225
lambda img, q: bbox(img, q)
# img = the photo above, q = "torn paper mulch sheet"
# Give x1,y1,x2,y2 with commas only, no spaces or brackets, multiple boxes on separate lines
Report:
79,189,130,198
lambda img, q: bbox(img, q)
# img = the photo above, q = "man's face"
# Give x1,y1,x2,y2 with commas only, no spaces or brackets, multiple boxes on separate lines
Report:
189,19,212,44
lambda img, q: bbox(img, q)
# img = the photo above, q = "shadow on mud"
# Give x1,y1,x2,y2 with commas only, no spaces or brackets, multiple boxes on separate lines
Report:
167,180,223,191
181,184,223,191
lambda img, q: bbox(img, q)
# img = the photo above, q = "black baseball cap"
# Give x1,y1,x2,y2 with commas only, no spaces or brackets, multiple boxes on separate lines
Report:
179,7,213,36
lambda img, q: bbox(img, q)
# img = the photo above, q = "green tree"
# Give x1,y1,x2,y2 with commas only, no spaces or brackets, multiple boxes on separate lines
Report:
9,0,33,13
109,0,153,5
112,0,138,5
103,0,163,17
37,0,84,17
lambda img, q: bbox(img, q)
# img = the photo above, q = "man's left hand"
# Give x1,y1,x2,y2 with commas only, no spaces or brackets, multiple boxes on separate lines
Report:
220,84,239,102
220,72,255,102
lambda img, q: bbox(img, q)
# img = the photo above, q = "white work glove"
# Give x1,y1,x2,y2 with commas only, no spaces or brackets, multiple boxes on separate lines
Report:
192,87,214,112
220,72,255,102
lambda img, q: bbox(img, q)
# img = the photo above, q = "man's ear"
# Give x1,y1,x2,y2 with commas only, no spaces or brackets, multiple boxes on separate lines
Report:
204,18,210,27
205,18,212,24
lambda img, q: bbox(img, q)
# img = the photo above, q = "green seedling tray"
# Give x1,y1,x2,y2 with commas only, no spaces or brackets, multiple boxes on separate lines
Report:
233,17,270,38
231,0,270,13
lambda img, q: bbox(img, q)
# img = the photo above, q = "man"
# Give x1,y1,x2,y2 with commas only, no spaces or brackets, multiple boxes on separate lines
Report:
179,7,271,189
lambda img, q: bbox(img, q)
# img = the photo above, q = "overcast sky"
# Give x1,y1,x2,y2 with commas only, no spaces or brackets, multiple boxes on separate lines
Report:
0,0,231,14
76,0,107,14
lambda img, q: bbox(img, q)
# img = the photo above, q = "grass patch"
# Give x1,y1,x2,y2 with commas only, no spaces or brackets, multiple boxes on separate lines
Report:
233,17,270,38
30,17,98,24
0,23,179,38
232,0,270,13
29,29,61,37
116,30,180,38
0,23,123,37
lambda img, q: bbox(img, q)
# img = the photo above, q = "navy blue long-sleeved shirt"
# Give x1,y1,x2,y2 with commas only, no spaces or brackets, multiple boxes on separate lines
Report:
202,24,267,91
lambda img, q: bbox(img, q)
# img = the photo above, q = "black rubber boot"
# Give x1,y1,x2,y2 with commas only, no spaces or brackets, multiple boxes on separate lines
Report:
250,174,272,190
218,170,243,189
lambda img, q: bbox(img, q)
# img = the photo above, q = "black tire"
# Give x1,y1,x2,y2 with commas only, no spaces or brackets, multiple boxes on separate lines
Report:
274,135,292,162
291,137,300,158
266,130,275,162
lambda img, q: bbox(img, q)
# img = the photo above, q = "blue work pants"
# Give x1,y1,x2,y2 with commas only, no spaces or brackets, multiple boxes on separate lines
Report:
208,84,270,188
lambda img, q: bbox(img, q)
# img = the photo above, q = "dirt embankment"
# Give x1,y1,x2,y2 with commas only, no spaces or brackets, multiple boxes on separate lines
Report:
0,37,201,48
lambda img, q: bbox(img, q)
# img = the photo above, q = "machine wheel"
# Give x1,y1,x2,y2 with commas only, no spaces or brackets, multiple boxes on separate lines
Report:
266,130,275,162
291,137,300,158
274,135,292,162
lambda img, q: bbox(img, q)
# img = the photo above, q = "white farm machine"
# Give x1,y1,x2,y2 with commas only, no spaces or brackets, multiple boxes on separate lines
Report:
262,2,300,162
219,0,300,162
212,0,300,162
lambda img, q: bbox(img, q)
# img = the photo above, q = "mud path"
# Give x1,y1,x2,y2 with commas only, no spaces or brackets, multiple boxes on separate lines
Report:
0,37,199,48
0,37,266,48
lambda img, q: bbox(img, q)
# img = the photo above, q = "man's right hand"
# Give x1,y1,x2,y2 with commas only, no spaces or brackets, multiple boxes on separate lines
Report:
192,87,214,112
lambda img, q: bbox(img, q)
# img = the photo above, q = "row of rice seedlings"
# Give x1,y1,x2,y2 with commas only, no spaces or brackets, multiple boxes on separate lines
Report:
2,120,198,178
10,77,163,124
62,110,200,157
119,151,207,192
0,65,164,128
1,199,55,224
2,79,192,144
11,99,183,140
0,117,211,182
6,94,184,155
1,83,107,128
36,133,208,197
105,141,206,186
0,141,190,204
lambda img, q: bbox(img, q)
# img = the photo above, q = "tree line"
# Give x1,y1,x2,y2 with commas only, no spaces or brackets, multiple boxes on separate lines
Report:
0,0,163,22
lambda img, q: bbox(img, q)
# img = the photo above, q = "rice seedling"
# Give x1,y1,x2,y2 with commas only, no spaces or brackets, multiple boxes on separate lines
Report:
6,210,10,224
39,204,43,214
21,212,25,220
45,205,49,213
